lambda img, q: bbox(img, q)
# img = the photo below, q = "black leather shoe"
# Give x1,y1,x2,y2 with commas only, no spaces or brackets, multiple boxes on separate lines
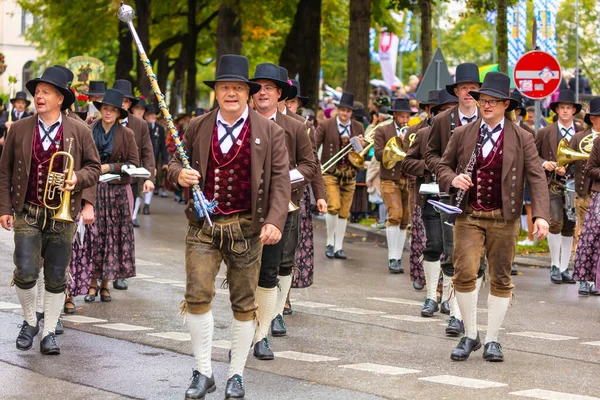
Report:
445,317,464,337
591,283,598,295
440,300,450,315
113,279,128,290
185,370,216,400
283,298,292,315
421,298,439,317
450,334,481,361
36,312,44,329
225,374,245,399
84,286,98,302
100,288,112,302
579,281,590,296
511,264,518,276
483,341,504,362
334,250,347,259
412,281,424,291
388,259,401,274
143,204,150,215
16,321,39,351
132,218,140,228
253,337,275,360
325,245,335,258
271,314,287,337
561,270,576,284
55,319,65,335
550,266,562,284
40,333,60,355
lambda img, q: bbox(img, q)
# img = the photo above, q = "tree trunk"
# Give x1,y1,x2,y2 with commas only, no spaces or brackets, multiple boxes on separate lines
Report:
185,0,198,109
497,0,508,73
279,0,322,110
134,0,152,98
170,47,187,113
116,21,134,81
346,0,371,107
419,0,432,75
216,1,242,64
156,53,170,107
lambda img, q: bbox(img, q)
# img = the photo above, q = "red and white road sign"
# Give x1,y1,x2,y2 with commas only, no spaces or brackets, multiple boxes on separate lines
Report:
513,50,562,100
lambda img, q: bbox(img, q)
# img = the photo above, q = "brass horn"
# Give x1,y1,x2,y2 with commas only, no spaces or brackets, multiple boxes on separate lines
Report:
556,138,589,168
348,119,395,168
382,136,407,169
579,133,596,154
44,138,75,223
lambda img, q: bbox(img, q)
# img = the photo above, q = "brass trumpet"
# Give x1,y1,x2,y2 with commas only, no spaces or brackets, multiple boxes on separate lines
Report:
382,136,407,169
44,139,75,223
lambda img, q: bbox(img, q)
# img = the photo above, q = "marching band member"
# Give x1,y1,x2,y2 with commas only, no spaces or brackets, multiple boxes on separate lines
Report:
535,89,582,284
315,91,365,259
1,91,33,134
145,104,168,200
373,98,414,273
437,72,550,362
572,97,600,295
168,55,290,400
81,81,106,124
0,67,101,354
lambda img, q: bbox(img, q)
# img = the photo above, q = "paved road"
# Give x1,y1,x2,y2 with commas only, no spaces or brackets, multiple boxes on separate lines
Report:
0,196,599,400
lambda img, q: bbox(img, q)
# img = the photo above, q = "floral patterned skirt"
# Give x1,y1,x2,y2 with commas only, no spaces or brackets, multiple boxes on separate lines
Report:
68,183,136,296
573,192,600,284
292,186,314,288
409,205,426,285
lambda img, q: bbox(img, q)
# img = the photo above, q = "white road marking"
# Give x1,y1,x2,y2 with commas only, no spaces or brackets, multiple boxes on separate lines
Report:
382,315,439,322
340,363,420,376
148,332,191,341
142,278,185,284
171,283,186,288
0,302,21,310
135,259,162,266
215,289,229,295
581,341,600,346
129,273,155,279
62,315,108,324
292,301,336,308
93,323,153,331
212,340,231,349
510,389,600,400
368,297,486,311
419,375,507,388
508,332,578,341
274,351,339,362
330,308,385,315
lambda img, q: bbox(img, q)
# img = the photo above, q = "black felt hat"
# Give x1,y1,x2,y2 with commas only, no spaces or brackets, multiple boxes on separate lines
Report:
289,79,309,106
431,90,459,114
204,54,261,95
133,97,147,109
93,88,129,119
388,98,416,115
336,92,356,110
510,91,527,116
250,63,291,101
144,104,158,115
468,72,519,112
446,63,482,95
83,81,106,96
279,66,294,101
25,67,74,110
550,89,582,114
419,90,440,110
112,80,138,107
10,91,31,107
53,65,74,88
584,97,600,125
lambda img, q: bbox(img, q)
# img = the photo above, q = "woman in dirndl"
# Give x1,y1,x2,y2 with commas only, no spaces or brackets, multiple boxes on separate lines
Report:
69,88,140,306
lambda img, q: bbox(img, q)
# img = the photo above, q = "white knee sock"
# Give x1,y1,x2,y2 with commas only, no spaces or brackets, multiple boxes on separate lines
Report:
484,294,510,344
273,275,293,319
36,269,45,314
455,291,478,340
325,213,337,246
444,274,462,320
423,261,441,300
397,229,407,260
386,225,400,260
187,311,214,377
254,287,277,344
15,286,37,326
442,273,451,303
228,319,255,378
42,291,65,337
334,218,347,252
547,233,561,268
132,197,141,220
144,191,153,205
560,235,573,272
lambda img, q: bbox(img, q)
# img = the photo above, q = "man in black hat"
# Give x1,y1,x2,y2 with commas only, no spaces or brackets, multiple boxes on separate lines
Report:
0,67,101,355
81,81,106,124
144,104,167,204
373,98,414,274
509,91,534,135
437,72,550,362
132,97,147,118
315,91,365,259
167,54,290,400
1,91,32,134
401,90,465,335
535,89,583,284
249,63,317,359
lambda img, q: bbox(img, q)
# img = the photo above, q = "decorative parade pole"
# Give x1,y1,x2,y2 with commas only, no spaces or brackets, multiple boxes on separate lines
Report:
117,3,216,226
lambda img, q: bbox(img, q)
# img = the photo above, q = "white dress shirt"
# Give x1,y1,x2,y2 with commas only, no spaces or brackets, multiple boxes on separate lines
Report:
480,118,504,158
337,117,351,138
458,108,478,125
216,105,249,154
38,114,63,151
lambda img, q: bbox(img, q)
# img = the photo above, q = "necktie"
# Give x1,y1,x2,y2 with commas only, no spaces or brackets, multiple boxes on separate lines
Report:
339,124,350,136
463,115,477,124
561,127,572,141
481,124,502,147
39,121,61,145
219,118,244,145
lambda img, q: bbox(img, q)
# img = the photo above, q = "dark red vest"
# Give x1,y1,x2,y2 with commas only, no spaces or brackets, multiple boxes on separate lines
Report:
26,124,64,207
203,119,252,215
469,130,504,211
337,123,351,168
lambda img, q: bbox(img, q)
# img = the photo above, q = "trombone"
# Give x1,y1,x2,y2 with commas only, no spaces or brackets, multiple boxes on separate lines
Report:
44,138,76,223
321,136,364,174
348,119,395,168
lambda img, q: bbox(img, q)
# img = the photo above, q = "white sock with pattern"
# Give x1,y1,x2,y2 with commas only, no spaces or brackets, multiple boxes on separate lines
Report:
455,291,478,340
15,286,37,326
42,291,65,337
334,218,347,252
423,261,441,300
559,235,573,272
254,287,277,344
228,319,255,378
187,311,214,377
325,214,337,246
386,226,400,260
547,233,561,268
484,294,510,344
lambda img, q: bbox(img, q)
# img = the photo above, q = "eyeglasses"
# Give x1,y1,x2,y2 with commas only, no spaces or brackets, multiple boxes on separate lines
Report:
259,85,278,93
216,84,247,93
478,99,503,107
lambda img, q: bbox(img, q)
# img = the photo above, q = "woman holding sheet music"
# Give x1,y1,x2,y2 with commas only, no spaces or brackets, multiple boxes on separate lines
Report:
68,89,140,309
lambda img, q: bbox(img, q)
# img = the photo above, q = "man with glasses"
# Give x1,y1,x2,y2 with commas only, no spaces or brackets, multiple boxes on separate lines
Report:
437,72,549,363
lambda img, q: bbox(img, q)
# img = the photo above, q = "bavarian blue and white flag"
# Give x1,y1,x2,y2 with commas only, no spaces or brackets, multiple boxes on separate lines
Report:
534,0,558,57
399,10,417,53
507,0,527,66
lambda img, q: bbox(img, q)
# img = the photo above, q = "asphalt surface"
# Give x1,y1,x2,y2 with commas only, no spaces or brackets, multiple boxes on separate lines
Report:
0,195,599,400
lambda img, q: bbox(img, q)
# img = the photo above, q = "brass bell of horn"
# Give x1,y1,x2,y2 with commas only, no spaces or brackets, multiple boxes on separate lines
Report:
556,138,589,168
382,136,407,169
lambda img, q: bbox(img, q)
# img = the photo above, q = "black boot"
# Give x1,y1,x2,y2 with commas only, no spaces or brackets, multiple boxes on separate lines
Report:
483,341,504,362
225,374,245,399
271,314,287,337
421,298,439,317
561,270,576,284
253,337,275,360
40,333,60,355
325,245,335,259
445,316,465,337
450,334,481,361
55,318,65,335
113,279,128,290
388,259,401,274
143,204,150,215
550,266,562,284
440,300,450,315
579,281,590,296
334,250,347,259
185,370,216,400
16,321,39,351
132,218,140,228
412,281,424,291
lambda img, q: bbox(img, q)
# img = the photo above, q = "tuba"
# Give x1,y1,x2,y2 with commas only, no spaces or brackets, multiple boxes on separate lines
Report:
44,139,75,223
382,136,407,169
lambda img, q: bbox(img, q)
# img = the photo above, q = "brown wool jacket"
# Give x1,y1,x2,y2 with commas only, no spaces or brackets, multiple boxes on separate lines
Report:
535,122,584,165
0,115,101,216
373,120,407,181
401,126,433,207
424,105,460,175
126,114,156,180
570,128,596,196
584,136,600,193
314,116,365,166
437,119,550,222
167,108,291,234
